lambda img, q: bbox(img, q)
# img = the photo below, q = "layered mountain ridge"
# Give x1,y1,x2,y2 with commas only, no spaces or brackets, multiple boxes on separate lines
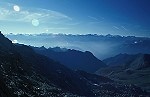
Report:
96,53,150,92
0,31,149,96
103,53,150,70
33,46,106,73
6,33,150,59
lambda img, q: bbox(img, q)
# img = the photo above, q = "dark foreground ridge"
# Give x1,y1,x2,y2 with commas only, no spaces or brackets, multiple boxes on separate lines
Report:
0,31,149,97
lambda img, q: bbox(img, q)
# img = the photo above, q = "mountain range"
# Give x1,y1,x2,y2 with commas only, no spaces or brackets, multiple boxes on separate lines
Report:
96,53,150,92
33,46,106,73
6,33,150,59
1,31,149,96
103,53,150,69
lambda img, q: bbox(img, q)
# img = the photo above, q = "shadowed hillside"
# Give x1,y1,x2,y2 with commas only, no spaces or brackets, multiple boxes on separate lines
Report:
33,46,106,73
96,53,150,92
0,31,149,96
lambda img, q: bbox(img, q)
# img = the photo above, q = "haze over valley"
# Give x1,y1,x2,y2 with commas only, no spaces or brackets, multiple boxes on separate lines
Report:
0,0,150,97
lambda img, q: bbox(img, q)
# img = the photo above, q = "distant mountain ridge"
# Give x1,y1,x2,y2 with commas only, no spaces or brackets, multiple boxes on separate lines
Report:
2,31,149,96
0,32,96,96
33,46,106,73
6,33,150,59
6,33,150,38
1,31,149,96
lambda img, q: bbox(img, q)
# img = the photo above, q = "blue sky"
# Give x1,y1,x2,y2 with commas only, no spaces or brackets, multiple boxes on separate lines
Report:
0,0,150,37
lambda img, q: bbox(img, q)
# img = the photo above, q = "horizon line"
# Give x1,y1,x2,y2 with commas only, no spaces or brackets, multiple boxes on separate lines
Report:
3,32,150,38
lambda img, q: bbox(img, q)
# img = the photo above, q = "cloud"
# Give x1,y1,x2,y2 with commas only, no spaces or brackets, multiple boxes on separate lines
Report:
88,16,99,21
113,26,120,30
12,39,18,43
121,26,128,31
0,2,72,24
88,16,104,25
88,22,102,25
65,22,80,26
45,27,71,30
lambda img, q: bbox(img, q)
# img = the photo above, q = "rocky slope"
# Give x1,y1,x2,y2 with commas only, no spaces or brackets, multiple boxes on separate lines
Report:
0,32,149,96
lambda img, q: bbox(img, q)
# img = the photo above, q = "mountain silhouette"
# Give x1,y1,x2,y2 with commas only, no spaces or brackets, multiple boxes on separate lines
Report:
96,53,150,92
33,47,106,73
103,53,150,69
6,33,150,59
0,31,149,96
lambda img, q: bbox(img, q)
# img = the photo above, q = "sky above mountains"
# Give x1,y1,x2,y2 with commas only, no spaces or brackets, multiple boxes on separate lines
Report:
0,0,150,37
